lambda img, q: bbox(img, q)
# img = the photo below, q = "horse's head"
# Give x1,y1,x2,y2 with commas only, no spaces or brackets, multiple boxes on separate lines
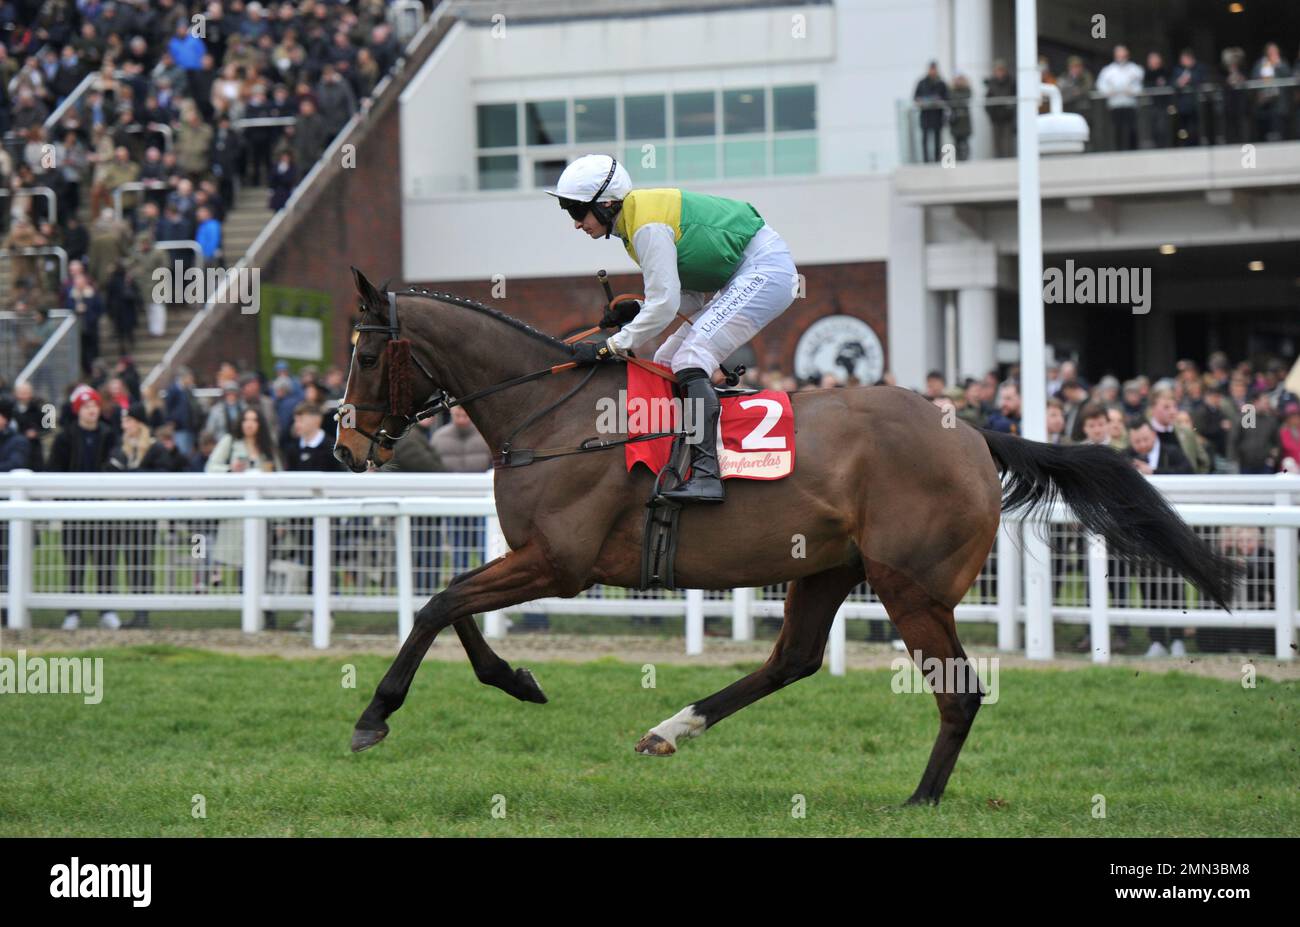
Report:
334,267,443,472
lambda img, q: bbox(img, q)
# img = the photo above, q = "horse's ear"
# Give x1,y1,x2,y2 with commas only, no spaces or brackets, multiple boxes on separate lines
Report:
351,266,383,312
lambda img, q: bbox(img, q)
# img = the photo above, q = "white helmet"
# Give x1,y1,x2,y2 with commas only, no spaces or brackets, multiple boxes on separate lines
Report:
546,154,632,238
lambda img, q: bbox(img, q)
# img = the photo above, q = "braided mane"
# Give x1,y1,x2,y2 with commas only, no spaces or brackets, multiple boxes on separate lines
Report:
396,289,571,351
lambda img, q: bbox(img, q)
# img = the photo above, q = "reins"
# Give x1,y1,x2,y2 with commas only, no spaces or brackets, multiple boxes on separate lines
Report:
349,289,680,469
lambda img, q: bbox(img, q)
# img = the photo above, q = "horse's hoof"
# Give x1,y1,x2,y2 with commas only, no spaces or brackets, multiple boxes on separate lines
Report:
514,667,548,704
903,794,938,807
635,732,676,756
351,725,389,753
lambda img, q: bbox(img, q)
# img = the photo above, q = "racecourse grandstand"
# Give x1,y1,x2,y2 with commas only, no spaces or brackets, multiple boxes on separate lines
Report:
0,0,427,399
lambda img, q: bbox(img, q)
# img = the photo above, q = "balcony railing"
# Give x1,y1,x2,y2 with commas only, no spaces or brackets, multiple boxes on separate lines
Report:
899,77,1299,165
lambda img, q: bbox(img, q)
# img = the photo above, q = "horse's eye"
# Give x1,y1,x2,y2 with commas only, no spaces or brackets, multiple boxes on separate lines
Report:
358,354,378,368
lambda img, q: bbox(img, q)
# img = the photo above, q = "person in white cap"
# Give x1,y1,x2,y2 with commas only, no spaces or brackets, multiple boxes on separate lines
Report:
548,154,798,503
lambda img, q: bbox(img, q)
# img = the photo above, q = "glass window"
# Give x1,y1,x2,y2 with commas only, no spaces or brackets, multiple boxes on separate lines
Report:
773,137,817,174
525,100,568,145
477,154,519,190
624,95,666,140
625,142,668,183
476,103,517,148
723,139,766,177
533,158,568,189
673,91,715,138
575,97,616,142
477,86,817,187
724,88,765,134
673,142,716,179
773,85,816,132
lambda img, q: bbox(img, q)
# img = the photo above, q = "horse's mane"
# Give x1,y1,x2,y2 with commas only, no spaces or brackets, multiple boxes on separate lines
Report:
391,288,570,352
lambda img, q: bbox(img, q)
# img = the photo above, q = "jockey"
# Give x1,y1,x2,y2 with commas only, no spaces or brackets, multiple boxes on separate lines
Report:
548,153,798,504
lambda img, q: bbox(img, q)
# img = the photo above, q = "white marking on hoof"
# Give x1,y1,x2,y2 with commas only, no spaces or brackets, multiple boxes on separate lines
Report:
647,705,706,750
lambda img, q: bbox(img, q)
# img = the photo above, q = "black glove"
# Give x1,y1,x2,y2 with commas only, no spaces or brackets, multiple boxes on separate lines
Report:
600,299,642,329
571,340,617,365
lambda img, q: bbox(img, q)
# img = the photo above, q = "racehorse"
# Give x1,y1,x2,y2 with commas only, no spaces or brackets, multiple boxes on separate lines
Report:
335,269,1240,805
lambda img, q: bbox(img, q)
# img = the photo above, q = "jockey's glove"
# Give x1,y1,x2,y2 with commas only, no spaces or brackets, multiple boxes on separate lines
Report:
571,339,621,365
600,298,642,329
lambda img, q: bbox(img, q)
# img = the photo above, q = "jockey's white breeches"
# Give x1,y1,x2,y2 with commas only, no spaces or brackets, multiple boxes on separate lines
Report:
653,223,798,375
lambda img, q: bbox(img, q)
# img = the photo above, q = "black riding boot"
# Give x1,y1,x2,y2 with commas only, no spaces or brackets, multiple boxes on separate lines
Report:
660,368,725,504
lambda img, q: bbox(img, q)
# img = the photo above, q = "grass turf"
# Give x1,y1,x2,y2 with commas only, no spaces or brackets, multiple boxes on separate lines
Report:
0,646,1295,836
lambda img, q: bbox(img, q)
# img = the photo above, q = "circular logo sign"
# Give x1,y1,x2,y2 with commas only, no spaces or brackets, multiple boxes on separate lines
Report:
793,315,885,385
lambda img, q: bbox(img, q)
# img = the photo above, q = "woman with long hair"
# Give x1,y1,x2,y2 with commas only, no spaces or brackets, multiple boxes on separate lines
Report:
108,403,173,628
206,407,278,473
205,408,279,599
139,382,167,431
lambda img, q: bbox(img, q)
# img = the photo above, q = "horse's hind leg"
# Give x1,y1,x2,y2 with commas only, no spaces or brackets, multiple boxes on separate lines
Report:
866,560,983,806
635,561,863,756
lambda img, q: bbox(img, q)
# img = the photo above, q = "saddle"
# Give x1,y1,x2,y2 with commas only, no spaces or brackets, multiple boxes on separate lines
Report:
634,366,795,590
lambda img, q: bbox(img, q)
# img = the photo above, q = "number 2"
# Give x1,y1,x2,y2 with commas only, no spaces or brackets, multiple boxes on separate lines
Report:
737,398,786,450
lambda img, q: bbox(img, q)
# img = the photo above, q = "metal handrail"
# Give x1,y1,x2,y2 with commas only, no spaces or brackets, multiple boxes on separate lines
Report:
0,245,69,288
231,116,297,131
15,308,77,387
121,121,175,152
112,180,168,220
153,239,205,268
42,70,99,131
0,186,59,224
0,307,70,321
43,66,120,131
908,75,1300,110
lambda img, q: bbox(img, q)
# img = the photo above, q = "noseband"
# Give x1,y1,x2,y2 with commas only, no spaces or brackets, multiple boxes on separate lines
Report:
348,290,629,470
348,292,451,465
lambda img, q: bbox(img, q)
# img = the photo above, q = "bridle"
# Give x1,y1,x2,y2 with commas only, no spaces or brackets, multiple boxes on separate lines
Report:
347,291,453,465
345,291,602,468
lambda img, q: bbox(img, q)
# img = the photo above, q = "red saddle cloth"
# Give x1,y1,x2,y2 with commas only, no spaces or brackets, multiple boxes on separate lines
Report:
623,361,795,480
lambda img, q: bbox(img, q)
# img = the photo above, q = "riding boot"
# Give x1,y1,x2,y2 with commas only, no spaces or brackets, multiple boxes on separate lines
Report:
659,367,725,504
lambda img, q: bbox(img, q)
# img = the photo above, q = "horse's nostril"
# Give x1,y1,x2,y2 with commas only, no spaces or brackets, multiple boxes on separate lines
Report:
334,445,352,465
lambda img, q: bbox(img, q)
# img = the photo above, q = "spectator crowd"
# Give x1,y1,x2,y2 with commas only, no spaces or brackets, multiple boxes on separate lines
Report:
2,0,410,380
913,40,1297,161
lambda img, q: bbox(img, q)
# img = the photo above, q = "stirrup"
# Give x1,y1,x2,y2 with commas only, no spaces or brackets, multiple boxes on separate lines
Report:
658,470,725,504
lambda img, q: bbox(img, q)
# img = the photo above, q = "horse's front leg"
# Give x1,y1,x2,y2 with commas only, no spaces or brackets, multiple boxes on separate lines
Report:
429,559,549,704
351,543,562,752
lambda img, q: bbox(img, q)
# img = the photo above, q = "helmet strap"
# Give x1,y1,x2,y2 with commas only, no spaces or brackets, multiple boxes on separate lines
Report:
593,200,621,239
586,157,619,238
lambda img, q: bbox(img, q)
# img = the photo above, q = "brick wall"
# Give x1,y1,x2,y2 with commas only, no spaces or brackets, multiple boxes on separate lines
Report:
406,261,889,375
260,106,405,362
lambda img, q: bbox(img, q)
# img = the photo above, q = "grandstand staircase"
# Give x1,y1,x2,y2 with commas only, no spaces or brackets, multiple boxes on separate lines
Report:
1,185,273,384
98,186,273,376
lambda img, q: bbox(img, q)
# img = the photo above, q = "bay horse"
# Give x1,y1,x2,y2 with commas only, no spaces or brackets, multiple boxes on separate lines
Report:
334,269,1239,805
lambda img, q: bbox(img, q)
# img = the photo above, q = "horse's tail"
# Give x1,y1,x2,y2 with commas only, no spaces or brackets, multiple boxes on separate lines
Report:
980,428,1241,610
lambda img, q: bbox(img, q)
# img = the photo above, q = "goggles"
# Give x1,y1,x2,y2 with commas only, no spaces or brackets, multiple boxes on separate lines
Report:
559,197,591,222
